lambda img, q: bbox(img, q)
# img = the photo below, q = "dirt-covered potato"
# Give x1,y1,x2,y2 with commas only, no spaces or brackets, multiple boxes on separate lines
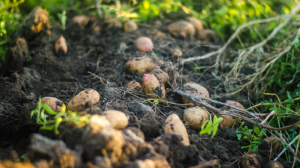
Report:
126,56,160,75
150,66,169,85
41,97,65,112
258,136,283,158
187,17,204,31
181,82,210,107
128,80,142,91
196,29,215,41
72,15,89,28
168,20,195,37
183,107,209,129
225,100,245,110
240,153,261,168
220,113,235,128
172,48,182,58
67,89,100,112
265,161,284,168
55,36,67,55
103,110,129,130
136,37,153,52
142,74,166,99
163,113,190,146
123,20,138,32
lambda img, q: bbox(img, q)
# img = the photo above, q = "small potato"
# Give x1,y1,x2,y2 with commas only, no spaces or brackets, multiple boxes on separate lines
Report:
196,29,215,41
181,82,210,107
41,97,65,112
225,100,245,110
123,20,138,32
72,15,89,28
136,37,153,52
187,17,204,31
142,74,165,99
265,161,284,168
240,153,261,168
163,113,190,146
168,20,195,37
67,89,100,112
103,110,129,129
220,113,235,129
126,56,159,75
258,136,283,158
55,36,67,55
128,80,142,91
150,66,169,85
172,48,182,58
183,107,209,129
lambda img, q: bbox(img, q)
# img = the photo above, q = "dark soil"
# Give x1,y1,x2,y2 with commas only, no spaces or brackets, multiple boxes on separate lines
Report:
0,8,292,168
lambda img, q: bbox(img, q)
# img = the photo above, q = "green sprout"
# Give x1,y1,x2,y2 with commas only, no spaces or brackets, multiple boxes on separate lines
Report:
57,10,67,30
200,114,223,138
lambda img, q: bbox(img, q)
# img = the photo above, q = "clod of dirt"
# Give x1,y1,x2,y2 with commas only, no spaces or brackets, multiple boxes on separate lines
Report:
41,97,65,112
18,6,50,41
215,145,230,160
258,136,283,159
183,107,209,129
127,102,155,118
136,37,154,52
181,82,210,107
54,35,68,55
3,38,30,76
264,161,284,168
139,115,162,140
72,15,89,29
219,127,237,140
240,152,262,168
123,20,138,32
187,17,204,31
196,29,216,42
168,20,195,38
67,89,100,112
225,100,245,110
103,87,121,101
20,67,41,83
67,22,83,41
27,134,81,167
128,80,142,91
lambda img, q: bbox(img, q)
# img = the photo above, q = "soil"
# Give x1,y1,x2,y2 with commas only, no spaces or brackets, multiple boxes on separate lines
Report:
0,9,293,168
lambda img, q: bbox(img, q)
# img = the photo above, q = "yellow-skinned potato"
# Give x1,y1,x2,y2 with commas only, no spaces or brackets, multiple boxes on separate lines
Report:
181,82,209,107
220,112,235,129
142,74,165,99
123,20,138,32
196,29,215,41
163,113,190,146
41,97,65,112
67,89,100,112
265,161,284,168
128,80,142,91
150,66,169,85
183,107,209,129
136,37,153,52
240,153,261,168
55,36,67,55
126,56,159,75
187,17,204,31
168,21,195,37
103,110,129,129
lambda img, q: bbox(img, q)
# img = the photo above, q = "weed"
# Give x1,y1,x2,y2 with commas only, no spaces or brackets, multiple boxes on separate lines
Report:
57,10,67,30
200,114,223,138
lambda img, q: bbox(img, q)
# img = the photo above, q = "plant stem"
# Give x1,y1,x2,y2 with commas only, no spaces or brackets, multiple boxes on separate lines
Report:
246,97,300,111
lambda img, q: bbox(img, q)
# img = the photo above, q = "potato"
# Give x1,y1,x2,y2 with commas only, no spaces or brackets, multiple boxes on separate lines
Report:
258,136,283,158
181,82,210,107
103,110,129,129
55,35,67,55
172,48,182,58
89,114,113,130
240,153,261,168
126,56,160,75
72,15,89,28
150,66,169,85
41,97,65,112
183,107,209,129
67,89,100,112
265,161,284,168
123,20,138,32
168,20,195,37
163,113,190,146
142,74,166,99
196,29,215,41
220,113,235,128
136,37,153,52
128,80,142,91
187,17,204,31
225,100,245,110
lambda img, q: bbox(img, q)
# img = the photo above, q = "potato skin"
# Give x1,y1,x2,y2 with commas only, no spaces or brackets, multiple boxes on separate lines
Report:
150,66,169,85
163,113,190,146
103,110,129,129
55,36,67,55
220,113,235,128
67,89,100,112
183,107,209,129
240,153,261,168
41,97,65,112
168,21,195,37
142,74,166,99
181,82,210,107
128,80,142,91
225,100,245,110
264,161,284,168
126,56,158,75
72,15,89,28
136,37,153,52
187,17,204,31
196,29,215,41
123,20,138,32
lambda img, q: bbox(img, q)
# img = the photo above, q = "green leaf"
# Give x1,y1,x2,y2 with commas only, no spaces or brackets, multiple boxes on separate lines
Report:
254,125,261,135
